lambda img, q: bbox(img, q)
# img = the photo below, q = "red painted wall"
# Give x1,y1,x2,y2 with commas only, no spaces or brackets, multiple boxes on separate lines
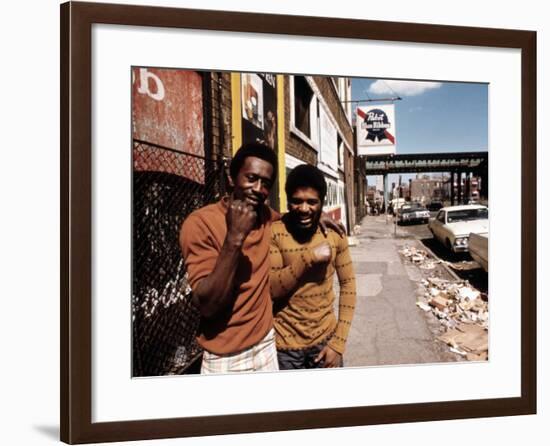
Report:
132,68,205,184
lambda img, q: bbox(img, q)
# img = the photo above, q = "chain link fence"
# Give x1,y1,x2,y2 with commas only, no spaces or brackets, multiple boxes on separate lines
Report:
132,140,227,377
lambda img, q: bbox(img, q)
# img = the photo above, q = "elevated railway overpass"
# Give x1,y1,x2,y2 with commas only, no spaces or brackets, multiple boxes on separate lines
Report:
363,151,488,206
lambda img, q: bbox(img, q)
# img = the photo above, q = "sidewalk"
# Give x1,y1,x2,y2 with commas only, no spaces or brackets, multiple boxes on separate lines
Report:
341,215,460,367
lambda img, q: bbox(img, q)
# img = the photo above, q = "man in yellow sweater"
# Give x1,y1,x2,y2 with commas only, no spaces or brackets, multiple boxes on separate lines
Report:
270,164,357,369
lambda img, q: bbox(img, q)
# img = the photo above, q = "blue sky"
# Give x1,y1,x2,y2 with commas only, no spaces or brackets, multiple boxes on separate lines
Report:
351,77,488,185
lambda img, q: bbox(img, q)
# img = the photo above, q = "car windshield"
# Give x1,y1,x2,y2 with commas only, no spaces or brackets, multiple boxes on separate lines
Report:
446,208,488,223
403,204,425,212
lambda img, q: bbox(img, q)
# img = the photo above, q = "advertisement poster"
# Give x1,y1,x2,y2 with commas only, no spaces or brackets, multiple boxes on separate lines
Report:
241,73,279,209
356,104,397,156
241,73,264,130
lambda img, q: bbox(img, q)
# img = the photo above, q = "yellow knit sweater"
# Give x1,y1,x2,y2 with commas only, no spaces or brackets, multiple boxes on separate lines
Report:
269,220,356,354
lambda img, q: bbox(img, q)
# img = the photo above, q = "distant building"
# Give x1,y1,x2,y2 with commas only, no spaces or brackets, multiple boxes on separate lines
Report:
410,175,447,204
366,185,383,204
451,174,482,203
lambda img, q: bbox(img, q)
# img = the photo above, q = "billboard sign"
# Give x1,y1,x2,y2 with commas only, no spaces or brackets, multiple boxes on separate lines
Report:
356,104,396,156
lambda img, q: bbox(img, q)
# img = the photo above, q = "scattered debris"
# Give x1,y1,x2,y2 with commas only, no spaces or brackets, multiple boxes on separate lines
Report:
438,323,488,360
418,277,489,358
399,245,442,270
399,245,489,361
417,276,489,329
429,294,450,311
416,301,432,312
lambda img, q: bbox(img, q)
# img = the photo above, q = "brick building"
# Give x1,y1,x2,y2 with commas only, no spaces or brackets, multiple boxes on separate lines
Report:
410,175,447,204
131,69,362,375
281,75,356,232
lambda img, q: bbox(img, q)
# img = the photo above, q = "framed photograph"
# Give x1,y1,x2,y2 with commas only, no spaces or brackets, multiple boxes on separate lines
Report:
61,1,536,443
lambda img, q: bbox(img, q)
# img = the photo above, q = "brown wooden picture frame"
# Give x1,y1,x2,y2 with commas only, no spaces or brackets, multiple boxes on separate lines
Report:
60,1,536,443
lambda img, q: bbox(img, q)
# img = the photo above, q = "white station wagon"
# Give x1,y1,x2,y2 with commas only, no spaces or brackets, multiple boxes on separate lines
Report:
428,205,488,253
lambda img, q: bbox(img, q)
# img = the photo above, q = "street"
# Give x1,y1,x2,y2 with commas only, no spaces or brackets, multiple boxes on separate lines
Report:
342,213,488,367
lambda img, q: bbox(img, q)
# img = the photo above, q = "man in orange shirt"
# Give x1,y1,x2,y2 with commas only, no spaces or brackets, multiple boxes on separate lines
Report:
180,143,279,373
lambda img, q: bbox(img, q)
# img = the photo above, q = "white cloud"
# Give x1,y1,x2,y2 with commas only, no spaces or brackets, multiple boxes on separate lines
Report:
368,80,442,97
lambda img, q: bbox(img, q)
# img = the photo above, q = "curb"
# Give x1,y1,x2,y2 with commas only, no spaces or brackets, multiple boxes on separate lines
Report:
420,241,462,281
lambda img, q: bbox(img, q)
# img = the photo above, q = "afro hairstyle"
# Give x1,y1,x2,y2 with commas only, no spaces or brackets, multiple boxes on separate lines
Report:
285,164,327,203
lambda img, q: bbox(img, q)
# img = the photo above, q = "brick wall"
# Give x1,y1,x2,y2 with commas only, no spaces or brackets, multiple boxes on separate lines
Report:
209,72,233,159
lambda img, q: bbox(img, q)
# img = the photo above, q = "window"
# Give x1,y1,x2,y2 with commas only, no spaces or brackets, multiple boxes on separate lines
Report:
337,134,343,169
447,208,488,223
293,76,314,138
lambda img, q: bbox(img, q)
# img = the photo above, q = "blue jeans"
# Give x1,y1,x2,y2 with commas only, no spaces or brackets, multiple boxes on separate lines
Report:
278,341,343,370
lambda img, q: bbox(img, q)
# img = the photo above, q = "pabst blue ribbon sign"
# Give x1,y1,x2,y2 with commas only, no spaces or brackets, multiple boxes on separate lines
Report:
356,104,397,156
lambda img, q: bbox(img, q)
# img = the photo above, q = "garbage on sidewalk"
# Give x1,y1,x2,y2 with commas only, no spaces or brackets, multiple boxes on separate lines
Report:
398,245,441,270
399,244,489,361
438,323,488,361
415,276,489,359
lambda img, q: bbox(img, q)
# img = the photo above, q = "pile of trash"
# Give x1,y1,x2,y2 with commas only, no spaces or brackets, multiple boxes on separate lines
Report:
399,245,441,270
416,277,488,360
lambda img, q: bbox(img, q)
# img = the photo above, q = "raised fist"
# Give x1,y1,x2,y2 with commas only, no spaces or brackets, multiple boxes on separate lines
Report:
311,241,331,264
226,198,257,245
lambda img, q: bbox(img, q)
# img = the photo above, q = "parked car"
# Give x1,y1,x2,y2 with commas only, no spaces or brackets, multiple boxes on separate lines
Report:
397,203,430,225
428,205,488,253
469,232,488,271
388,198,406,216
426,200,443,212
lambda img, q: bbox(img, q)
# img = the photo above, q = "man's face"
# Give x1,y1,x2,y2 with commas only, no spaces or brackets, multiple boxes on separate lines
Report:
232,156,274,210
288,186,322,230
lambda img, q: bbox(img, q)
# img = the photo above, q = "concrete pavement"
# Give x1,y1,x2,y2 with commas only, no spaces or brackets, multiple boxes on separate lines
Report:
340,215,460,367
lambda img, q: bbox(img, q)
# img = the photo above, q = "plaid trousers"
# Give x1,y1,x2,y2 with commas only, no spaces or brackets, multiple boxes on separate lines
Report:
201,328,279,374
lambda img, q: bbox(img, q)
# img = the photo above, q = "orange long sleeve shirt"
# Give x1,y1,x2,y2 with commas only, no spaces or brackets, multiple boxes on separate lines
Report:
179,200,277,355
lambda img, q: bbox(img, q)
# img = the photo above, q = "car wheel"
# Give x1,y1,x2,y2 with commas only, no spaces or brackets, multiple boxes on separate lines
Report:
446,239,453,250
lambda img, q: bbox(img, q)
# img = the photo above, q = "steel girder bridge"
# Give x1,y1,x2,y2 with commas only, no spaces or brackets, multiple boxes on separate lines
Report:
363,151,488,206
